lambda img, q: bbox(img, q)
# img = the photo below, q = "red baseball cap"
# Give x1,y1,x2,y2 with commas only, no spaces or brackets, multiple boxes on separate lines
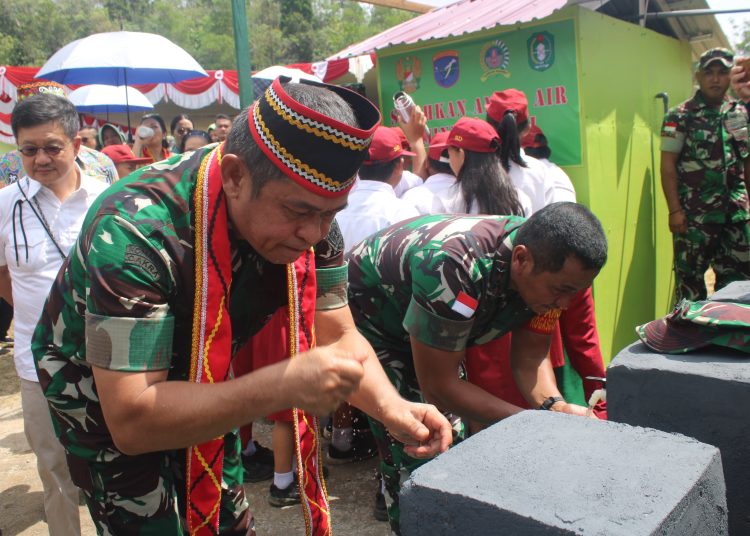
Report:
391,127,412,151
521,124,546,149
429,117,500,154
486,89,529,124
101,144,151,165
363,126,415,165
428,131,450,162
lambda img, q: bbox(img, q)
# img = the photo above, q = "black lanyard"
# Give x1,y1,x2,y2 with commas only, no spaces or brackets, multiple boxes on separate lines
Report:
13,179,67,263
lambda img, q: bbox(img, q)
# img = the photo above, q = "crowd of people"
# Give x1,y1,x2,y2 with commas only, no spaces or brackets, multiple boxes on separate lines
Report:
0,48,747,536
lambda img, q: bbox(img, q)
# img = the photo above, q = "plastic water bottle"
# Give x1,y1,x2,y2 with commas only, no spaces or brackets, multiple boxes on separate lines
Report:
393,91,431,143
725,108,749,142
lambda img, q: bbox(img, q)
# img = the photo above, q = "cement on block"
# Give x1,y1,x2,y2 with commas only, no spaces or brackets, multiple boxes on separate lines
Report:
709,281,750,303
400,411,726,536
608,341,750,535
609,341,750,382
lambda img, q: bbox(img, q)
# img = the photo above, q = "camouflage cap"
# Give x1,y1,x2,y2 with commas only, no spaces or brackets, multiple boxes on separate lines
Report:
636,299,750,355
697,48,733,71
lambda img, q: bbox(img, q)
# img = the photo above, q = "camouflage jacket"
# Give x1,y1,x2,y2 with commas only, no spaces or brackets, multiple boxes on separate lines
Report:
347,214,536,357
660,90,750,224
31,146,342,469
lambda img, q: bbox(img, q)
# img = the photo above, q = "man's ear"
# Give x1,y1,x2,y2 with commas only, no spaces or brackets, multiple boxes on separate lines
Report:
511,244,535,274
220,153,248,200
72,136,82,156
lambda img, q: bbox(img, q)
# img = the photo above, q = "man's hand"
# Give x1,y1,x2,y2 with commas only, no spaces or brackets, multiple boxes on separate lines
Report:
731,58,750,103
379,400,452,458
283,346,367,415
551,401,598,419
668,209,687,234
398,105,427,146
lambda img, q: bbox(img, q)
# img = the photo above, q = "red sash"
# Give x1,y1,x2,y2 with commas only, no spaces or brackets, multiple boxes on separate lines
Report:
287,253,331,536
186,144,232,534
186,144,330,534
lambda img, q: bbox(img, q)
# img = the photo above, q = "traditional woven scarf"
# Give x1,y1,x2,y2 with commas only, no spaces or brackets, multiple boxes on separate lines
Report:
187,143,233,534
186,144,330,534
288,251,331,535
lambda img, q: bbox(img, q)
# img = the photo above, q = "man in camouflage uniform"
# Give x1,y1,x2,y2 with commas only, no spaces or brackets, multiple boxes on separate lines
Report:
32,80,452,534
660,47,750,303
347,202,608,534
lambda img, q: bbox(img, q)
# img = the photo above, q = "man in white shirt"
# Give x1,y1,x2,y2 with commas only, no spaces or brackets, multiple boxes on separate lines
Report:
522,124,577,204
0,93,108,535
337,126,420,252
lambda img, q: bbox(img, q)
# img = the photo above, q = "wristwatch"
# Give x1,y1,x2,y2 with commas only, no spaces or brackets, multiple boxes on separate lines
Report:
538,396,565,410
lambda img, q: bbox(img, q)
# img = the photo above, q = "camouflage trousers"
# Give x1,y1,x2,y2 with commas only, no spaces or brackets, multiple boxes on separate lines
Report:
368,350,464,535
673,219,750,303
68,430,253,535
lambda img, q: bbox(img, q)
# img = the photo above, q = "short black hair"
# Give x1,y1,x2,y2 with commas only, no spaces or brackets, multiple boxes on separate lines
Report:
180,129,212,153
427,157,452,175
215,113,231,122
170,113,192,134
358,158,399,182
11,94,79,139
515,202,607,272
224,81,359,198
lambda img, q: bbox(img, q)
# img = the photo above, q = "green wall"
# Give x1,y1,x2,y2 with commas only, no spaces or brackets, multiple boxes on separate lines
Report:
573,8,692,359
375,6,695,361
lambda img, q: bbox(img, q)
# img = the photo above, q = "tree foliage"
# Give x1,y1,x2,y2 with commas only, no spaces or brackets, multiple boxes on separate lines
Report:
0,0,416,69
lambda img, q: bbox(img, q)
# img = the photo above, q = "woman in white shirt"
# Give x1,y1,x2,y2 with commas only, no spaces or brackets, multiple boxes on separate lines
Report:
486,89,550,215
428,116,526,217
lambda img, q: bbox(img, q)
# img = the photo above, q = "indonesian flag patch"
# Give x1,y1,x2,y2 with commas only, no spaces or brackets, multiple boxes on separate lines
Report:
451,291,478,318
662,122,678,137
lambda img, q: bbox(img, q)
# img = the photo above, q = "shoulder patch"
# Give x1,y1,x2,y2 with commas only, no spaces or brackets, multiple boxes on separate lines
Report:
124,244,162,280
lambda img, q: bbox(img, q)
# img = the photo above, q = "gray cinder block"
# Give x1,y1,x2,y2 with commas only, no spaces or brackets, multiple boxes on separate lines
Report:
709,281,750,303
401,411,726,536
609,341,750,535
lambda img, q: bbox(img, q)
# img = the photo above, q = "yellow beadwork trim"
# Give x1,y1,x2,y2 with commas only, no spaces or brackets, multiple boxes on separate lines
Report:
288,256,332,536
254,106,351,191
266,91,370,151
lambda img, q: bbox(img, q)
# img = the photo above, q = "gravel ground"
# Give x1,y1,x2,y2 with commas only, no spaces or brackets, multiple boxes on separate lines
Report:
0,350,390,536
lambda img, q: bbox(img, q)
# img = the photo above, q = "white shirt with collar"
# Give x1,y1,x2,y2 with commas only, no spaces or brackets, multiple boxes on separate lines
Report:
401,172,461,214
337,179,419,252
538,158,577,203
393,169,424,198
402,172,533,217
0,170,108,381
508,149,551,216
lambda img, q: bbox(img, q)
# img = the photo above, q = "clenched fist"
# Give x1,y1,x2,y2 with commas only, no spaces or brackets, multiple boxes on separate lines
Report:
281,346,367,415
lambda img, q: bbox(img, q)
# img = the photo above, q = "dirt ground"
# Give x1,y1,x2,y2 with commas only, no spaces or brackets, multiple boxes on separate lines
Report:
0,349,390,536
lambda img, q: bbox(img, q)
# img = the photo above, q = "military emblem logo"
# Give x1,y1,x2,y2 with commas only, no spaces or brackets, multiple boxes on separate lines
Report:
480,40,511,81
433,50,460,88
396,56,422,93
528,32,555,71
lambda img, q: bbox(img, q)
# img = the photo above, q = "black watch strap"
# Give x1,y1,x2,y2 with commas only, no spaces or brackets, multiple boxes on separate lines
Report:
538,396,565,410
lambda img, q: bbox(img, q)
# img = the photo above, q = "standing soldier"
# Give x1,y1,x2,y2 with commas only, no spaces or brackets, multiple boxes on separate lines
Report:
660,47,750,302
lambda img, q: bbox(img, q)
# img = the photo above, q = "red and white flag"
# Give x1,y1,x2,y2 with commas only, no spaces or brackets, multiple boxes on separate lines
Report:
451,291,478,318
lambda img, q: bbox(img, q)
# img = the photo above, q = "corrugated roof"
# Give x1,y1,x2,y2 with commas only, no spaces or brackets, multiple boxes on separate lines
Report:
328,0,568,60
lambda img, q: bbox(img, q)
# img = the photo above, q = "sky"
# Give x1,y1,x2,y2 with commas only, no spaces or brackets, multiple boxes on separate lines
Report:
417,0,749,48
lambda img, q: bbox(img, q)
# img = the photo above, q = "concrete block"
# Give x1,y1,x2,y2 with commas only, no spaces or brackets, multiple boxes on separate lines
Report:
709,281,750,303
401,411,726,536
609,341,750,534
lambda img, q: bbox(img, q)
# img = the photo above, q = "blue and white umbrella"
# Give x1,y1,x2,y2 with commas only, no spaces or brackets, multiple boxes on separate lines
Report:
36,31,207,85
37,31,207,139
68,85,154,114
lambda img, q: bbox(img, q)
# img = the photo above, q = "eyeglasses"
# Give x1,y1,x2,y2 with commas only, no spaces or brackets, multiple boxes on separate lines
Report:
18,144,67,158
